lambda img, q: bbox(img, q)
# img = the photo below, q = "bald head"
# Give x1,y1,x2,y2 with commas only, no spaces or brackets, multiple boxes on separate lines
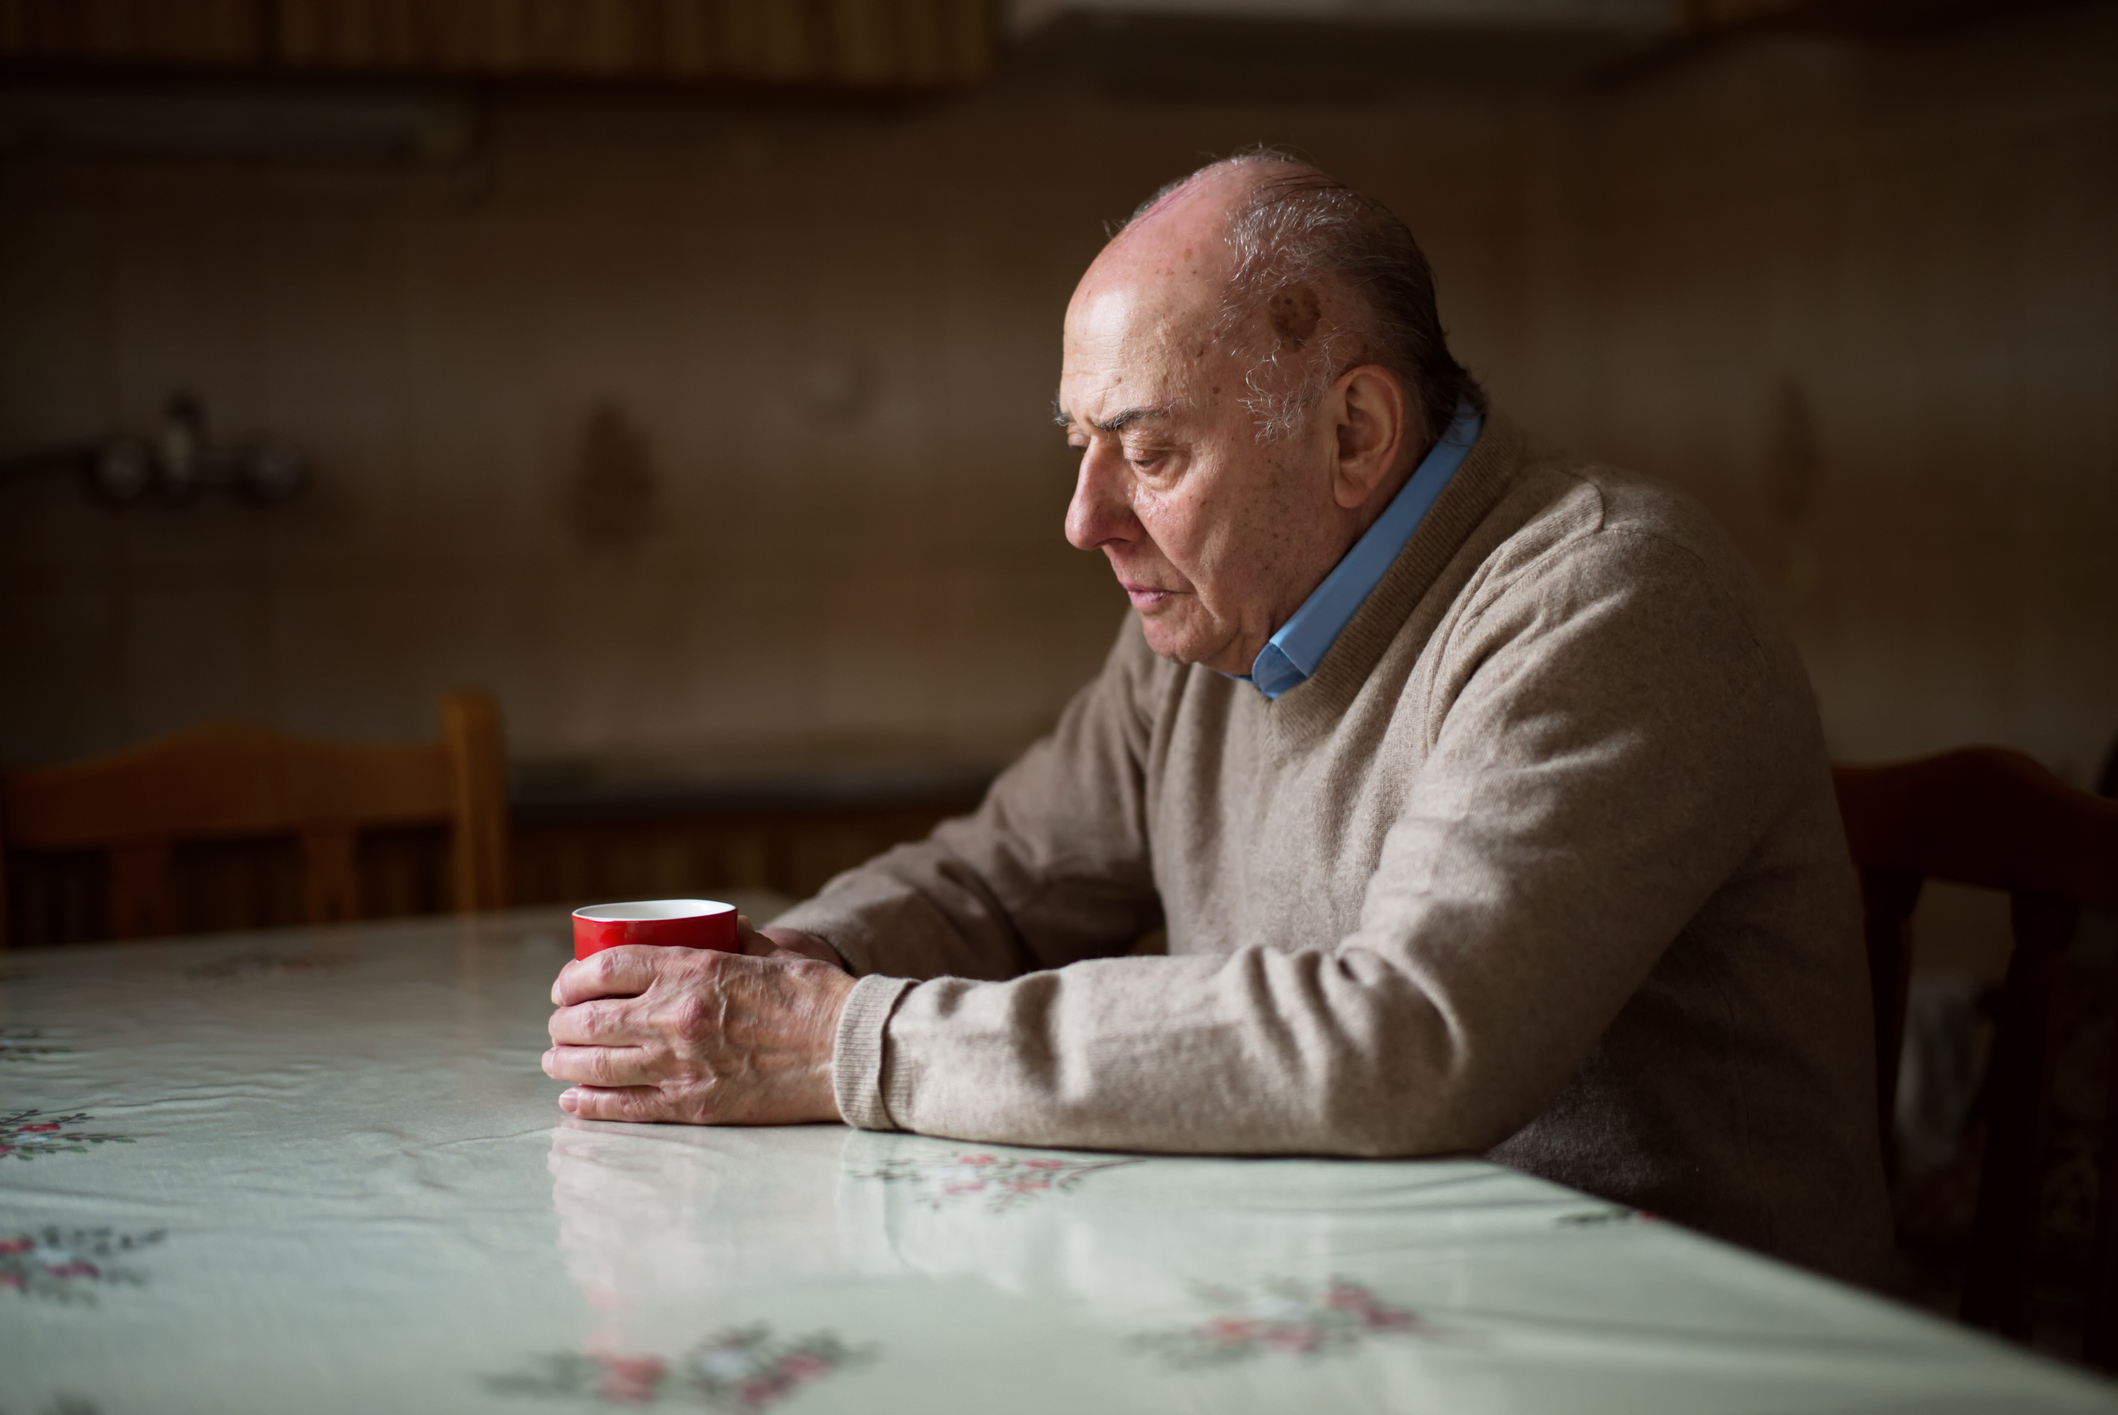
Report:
1069,157,1324,430
1053,152,1479,677
1115,151,1306,249
1084,150,1479,449
1064,162,1260,402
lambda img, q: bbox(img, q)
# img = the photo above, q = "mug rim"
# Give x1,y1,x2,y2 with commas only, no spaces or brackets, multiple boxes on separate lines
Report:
572,898,736,923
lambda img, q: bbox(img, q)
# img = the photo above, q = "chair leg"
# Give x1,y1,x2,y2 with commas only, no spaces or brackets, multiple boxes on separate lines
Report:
1961,892,2079,1339
442,690,510,912
300,826,361,924
1860,868,1923,1176
108,840,177,940
2085,986,2118,1369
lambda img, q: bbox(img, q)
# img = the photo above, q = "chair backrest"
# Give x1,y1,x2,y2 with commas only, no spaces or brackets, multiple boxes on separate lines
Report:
1834,747,2118,1359
0,690,509,946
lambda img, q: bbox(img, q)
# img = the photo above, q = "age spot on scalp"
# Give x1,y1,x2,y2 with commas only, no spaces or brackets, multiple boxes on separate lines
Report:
1269,286,1322,348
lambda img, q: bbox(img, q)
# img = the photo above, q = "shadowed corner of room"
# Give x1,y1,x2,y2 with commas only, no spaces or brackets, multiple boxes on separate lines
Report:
1764,373,1826,611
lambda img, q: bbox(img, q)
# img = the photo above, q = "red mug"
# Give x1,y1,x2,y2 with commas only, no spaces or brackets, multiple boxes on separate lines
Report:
571,899,740,961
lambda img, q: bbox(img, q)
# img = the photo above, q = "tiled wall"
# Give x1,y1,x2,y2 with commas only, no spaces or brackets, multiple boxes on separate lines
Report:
3,3,2112,787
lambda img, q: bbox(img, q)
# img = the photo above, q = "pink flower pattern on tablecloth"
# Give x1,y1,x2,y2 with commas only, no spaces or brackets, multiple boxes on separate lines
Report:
487,1325,875,1410
852,1149,1136,1211
0,1110,134,1161
0,1226,164,1304
1133,1278,1431,1368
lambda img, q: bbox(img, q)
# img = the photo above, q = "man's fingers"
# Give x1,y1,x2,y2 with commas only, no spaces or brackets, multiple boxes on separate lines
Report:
735,916,783,958
547,998,641,1047
757,926,850,970
552,947,662,1006
557,1085,666,1123
544,1043,653,1088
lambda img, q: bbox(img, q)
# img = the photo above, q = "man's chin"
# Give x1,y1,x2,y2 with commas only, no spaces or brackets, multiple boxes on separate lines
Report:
1135,612,1192,665
1137,613,1239,672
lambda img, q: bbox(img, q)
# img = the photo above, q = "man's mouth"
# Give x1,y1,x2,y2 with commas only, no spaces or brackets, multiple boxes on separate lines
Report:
1120,582,1177,611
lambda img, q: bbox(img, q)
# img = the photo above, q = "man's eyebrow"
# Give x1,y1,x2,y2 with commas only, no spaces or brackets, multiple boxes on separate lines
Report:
1051,399,1173,433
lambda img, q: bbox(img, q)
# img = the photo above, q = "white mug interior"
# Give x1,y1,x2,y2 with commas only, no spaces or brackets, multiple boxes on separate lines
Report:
572,899,735,923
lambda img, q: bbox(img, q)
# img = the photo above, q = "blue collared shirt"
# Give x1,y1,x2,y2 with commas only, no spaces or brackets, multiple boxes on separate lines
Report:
1241,404,1483,700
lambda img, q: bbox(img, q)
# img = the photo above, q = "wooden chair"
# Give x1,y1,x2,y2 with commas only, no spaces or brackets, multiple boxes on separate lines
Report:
0,691,510,947
1834,748,2118,1359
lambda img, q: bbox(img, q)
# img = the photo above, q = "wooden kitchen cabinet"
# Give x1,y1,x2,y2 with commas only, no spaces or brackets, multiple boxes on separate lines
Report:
0,0,994,90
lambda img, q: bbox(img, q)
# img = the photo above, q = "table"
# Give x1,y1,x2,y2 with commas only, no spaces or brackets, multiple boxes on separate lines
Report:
3,907,2112,1414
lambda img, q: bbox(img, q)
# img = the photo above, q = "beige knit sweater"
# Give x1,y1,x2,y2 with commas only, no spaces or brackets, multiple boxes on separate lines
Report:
778,416,1895,1286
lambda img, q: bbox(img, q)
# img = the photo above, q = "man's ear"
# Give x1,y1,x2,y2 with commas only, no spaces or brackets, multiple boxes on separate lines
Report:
1330,364,1411,511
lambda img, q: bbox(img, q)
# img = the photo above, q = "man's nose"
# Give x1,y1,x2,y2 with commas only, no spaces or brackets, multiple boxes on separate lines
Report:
1064,442,1136,552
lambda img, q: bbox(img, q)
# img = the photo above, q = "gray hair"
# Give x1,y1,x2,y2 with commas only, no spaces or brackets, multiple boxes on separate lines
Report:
1122,149,1484,445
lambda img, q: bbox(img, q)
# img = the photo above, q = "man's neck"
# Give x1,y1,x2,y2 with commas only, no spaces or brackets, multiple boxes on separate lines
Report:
1257,434,1430,652
1228,402,1484,699
1335,433,1432,567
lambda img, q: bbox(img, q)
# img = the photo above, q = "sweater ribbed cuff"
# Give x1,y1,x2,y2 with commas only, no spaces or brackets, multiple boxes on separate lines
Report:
832,974,915,1131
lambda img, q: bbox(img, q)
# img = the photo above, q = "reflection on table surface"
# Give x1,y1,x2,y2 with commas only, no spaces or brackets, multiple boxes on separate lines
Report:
2,908,2111,1413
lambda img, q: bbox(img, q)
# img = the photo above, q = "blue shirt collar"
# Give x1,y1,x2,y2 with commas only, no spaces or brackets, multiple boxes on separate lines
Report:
1240,403,1483,700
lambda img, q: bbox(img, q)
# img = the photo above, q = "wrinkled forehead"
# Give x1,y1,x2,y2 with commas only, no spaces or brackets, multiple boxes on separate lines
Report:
1068,241,1222,344
1065,280,1211,369
1059,296,1220,432
1062,241,1236,416
1060,164,1281,421
1078,168,1248,332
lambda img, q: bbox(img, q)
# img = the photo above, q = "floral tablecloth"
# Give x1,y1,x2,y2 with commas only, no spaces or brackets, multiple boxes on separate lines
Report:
2,908,2111,1414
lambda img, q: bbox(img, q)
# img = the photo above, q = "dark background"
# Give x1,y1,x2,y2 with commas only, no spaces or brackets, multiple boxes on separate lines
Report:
2,0,2113,969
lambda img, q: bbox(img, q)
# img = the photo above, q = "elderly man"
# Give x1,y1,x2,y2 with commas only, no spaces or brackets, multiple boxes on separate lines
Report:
545,154,1893,1285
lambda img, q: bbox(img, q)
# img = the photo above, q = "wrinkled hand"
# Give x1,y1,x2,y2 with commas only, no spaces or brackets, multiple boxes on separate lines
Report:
745,920,848,968
544,916,856,1125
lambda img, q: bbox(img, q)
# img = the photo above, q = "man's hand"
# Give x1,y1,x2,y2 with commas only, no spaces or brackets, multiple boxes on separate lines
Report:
743,919,849,969
544,916,856,1125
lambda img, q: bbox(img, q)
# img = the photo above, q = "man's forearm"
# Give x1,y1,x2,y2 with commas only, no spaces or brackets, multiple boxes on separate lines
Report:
772,623,1164,983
